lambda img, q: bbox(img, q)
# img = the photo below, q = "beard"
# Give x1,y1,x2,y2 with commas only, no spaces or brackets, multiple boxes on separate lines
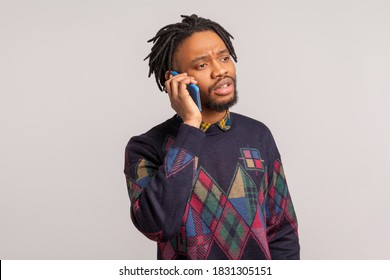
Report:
200,76,238,113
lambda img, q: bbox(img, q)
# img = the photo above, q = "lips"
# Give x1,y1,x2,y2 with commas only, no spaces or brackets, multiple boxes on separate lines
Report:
212,77,234,95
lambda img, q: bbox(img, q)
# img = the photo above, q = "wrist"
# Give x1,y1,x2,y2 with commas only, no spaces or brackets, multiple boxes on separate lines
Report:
183,118,202,129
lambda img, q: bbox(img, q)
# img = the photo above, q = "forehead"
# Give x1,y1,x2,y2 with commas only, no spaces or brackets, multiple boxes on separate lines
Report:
173,30,227,65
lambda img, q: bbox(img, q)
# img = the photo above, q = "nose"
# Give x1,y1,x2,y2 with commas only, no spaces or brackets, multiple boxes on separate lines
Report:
211,60,228,79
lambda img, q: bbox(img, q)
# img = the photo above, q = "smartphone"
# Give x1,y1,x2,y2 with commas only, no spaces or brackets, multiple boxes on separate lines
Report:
171,71,202,111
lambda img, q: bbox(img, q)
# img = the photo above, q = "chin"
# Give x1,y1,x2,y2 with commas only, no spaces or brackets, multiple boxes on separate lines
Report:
203,91,238,112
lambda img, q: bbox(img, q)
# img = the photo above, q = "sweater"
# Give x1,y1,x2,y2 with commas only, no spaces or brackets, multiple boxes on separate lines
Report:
124,112,300,259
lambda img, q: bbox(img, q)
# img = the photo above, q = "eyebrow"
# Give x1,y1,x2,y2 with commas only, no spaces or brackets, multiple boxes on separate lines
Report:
190,49,229,65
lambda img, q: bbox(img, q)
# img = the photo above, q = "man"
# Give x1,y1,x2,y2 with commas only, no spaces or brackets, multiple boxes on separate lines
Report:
124,14,300,259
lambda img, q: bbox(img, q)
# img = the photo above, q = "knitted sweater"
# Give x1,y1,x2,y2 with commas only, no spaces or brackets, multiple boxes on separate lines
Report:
124,112,300,259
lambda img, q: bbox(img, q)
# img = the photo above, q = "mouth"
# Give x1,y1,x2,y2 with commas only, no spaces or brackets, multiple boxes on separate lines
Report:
212,77,234,96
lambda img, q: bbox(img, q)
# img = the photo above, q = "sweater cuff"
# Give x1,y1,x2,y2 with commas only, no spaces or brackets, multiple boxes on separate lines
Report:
173,123,205,156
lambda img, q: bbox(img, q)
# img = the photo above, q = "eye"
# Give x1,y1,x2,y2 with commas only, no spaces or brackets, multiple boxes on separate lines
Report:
196,63,207,70
221,56,230,62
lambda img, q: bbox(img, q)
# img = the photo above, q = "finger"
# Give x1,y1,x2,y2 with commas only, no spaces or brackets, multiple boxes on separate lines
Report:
165,71,183,95
168,74,191,97
165,79,172,96
166,74,197,99
173,76,197,90
178,79,192,96
165,72,184,96
176,77,196,95
168,72,197,86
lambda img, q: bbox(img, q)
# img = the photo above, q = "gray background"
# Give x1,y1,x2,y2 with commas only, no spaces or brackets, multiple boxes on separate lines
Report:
1,0,389,259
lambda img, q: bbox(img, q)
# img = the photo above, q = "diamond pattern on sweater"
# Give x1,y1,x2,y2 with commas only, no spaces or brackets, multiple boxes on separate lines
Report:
191,168,226,232
126,178,142,203
250,205,270,258
240,148,264,171
189,167,255,259
214,200,250,259
266,160,298,237
186,208,213,259
135,159,154,188
165,147,194,178
228,165,258,226
159,241,176,259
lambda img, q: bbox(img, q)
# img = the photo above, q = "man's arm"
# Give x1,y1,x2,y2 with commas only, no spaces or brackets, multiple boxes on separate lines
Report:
266,159,300,259
124,72,204,242
124,124,205,242
263,129,300,259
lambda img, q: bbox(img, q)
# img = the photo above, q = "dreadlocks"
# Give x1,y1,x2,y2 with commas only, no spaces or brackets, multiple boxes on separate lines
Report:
144,14,238,92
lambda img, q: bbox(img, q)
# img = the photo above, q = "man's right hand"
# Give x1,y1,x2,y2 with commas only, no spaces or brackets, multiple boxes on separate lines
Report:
165,72,202,129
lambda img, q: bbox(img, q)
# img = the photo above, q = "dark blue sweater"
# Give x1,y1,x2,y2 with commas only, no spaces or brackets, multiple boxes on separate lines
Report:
124,112,300,259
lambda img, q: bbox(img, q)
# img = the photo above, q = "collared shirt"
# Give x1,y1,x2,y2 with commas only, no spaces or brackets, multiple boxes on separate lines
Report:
199,111,231,132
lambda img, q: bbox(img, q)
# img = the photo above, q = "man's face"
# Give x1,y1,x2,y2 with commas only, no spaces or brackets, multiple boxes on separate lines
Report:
172,30,237,112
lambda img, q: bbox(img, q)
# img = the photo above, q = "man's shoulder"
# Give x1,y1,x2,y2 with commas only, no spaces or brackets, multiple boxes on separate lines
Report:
231,112,272,135
127,115,179,147
142,115,179,136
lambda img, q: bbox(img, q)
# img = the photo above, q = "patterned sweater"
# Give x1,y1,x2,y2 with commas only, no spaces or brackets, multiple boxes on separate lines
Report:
124,112,300,259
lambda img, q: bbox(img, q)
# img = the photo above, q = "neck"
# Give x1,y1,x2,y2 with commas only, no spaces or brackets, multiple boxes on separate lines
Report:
201,108,227,124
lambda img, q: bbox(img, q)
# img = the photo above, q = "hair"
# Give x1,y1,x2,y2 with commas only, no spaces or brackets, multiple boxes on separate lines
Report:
144,14,237,91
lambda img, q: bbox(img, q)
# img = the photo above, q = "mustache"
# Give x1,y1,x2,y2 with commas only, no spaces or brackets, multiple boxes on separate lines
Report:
208,75,236,94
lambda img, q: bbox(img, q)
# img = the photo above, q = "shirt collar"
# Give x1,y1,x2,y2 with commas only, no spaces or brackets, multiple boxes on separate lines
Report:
200,111,231,132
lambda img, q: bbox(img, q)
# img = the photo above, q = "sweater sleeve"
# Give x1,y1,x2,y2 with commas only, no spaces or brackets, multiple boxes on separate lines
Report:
264,134,300,259
124,124,205,242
